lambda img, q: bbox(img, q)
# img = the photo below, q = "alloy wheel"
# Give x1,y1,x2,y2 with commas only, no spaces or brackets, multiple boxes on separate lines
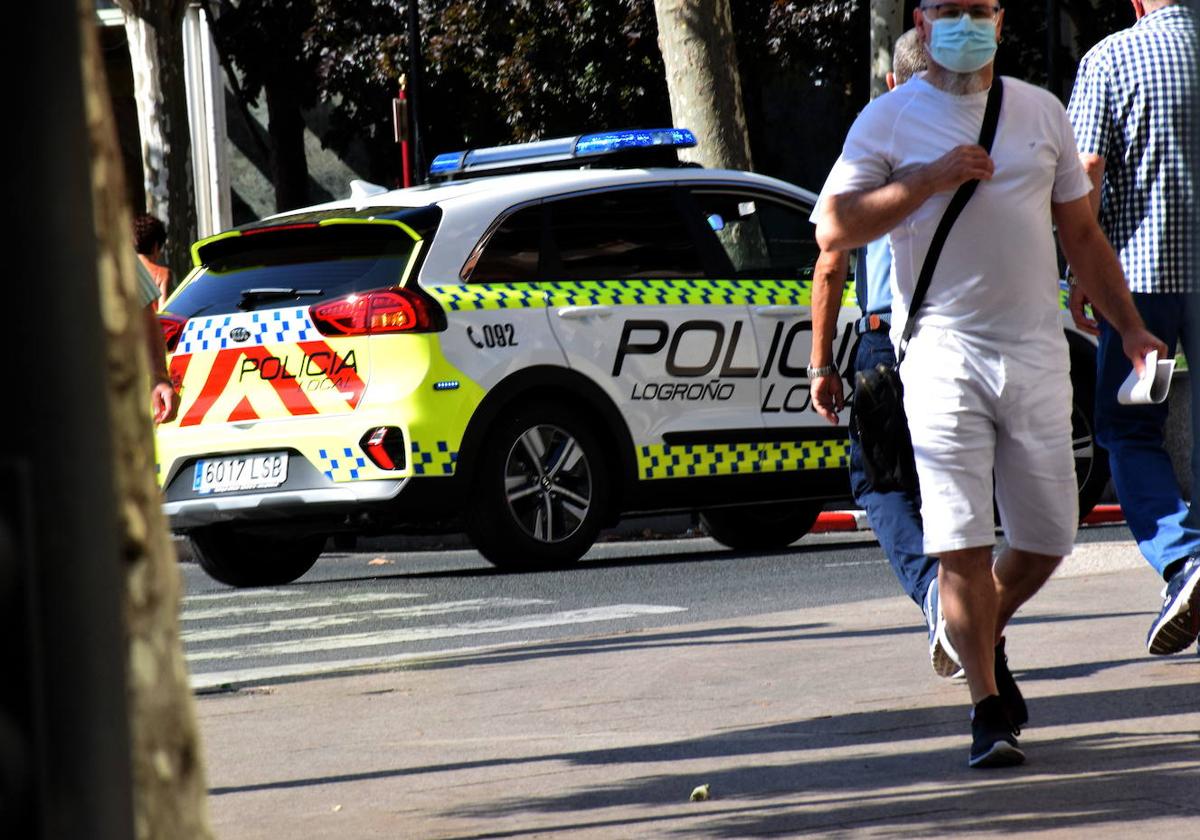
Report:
503,423,593,543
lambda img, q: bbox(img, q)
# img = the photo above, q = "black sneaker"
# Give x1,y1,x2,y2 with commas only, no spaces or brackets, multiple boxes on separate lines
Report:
994,637,1028,729
1147,556,1200,656
969,695,1025,769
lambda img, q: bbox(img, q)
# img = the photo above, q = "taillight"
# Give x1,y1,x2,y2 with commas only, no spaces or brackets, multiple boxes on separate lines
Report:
159,314,186,353
360,427,407,470
309,288,444,336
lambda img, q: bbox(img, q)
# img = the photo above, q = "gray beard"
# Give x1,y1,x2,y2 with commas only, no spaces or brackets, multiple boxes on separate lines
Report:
928,65,990,95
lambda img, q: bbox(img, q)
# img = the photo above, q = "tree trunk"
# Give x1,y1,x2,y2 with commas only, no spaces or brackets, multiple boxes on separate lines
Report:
121,0,198,279
82,4,213,839
869,0,905,100
265,80,311,212
653,0,752,171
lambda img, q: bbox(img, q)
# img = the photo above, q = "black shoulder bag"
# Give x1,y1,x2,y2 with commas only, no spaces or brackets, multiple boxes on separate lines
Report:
851,78,1004,493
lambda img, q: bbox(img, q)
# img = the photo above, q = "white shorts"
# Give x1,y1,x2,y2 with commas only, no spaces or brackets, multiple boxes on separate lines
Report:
901,328,1078,557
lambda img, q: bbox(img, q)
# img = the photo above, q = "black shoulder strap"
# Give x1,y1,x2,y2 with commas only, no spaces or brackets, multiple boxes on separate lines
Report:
897,77,1004,364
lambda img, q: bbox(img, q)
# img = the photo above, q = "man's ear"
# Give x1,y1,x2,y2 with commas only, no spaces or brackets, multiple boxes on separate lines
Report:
1131,0,1147,20
886,71,897,92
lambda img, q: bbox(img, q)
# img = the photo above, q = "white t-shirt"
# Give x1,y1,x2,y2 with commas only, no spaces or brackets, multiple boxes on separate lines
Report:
818,75,1092,369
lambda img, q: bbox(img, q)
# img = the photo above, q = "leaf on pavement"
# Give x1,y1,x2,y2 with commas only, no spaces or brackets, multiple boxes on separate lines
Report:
368,557,394,566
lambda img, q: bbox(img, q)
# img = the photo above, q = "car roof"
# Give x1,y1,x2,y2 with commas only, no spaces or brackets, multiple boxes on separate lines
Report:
266,167,819,285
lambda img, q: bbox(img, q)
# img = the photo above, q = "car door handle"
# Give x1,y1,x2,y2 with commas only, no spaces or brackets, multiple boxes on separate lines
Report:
753,305,807,317
557,306,614,320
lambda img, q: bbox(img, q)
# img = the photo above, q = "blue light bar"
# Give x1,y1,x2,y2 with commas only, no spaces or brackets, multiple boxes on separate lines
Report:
429,151,466,176
574,128,697,157
428,127,696,178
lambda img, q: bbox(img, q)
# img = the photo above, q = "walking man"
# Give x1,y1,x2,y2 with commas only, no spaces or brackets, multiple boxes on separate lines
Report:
809,29,961,679
815,1,1164,767
1066,0,1200,656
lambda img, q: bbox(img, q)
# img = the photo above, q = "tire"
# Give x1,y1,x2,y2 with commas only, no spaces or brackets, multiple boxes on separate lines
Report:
465,401,610,571
700,501,823,551
1069,350,1110,520
190,527,324,587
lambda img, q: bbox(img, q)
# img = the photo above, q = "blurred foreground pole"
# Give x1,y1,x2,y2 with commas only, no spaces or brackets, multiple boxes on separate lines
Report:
2,2,134,838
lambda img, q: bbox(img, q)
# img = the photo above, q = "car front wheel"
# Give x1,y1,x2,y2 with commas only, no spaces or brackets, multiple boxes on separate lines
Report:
466,402,609,571
701,501,823,551
1070,352,1110,520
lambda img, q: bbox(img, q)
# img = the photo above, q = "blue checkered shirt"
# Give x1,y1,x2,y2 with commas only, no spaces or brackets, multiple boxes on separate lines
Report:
1066,5,1196,293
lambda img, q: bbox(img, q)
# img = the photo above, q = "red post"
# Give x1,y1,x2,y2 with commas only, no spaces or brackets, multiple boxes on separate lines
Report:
398,74,412,188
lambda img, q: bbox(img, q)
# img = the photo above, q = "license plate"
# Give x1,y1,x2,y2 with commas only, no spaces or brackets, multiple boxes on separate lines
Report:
193,453,289,495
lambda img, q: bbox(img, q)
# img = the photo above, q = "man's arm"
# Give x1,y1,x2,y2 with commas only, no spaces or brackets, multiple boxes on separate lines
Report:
1052,195,1166,375
1065,153,1108,335
1079,153,1105,217
816,145,996,252
143,306,179,424
809,249,850,425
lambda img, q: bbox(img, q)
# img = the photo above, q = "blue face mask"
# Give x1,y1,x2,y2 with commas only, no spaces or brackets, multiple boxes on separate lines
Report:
928,16,998,74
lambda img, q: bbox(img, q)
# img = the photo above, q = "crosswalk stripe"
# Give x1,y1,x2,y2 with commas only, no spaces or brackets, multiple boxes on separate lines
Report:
182,591,426,621
186,604,686,662
184,589,306,602
181,598,554,643
191,640,534,691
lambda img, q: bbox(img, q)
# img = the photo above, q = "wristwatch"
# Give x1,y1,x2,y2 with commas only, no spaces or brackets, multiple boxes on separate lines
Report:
806,364,838,378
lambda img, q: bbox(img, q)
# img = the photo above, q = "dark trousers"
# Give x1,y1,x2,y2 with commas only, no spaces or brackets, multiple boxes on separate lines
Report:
848,328,938,607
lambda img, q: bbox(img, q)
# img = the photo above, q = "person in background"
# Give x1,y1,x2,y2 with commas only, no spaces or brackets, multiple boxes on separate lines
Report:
133,212,172,311
134,223,178,424
809,28,962,680
1066,0,1200,657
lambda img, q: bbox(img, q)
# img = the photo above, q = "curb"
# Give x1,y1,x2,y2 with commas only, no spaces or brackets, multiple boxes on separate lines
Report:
811,503,1126,533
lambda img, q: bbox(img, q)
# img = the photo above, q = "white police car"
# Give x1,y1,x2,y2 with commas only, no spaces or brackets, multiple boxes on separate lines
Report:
155,128,1107,585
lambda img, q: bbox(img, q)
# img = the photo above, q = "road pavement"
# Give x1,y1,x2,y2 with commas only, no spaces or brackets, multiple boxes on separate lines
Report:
192,528,1200,838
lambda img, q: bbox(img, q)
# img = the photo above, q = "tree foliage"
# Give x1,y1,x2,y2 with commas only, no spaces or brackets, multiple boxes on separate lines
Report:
211,0,1135,193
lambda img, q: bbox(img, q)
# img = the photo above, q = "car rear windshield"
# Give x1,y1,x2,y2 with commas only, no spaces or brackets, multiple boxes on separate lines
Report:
166,206,440,319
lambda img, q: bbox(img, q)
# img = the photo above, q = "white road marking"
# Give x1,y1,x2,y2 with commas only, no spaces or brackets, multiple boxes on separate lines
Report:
191,640,535,692
186,604,686,662
184,589,306,602
181,598,554,643
181,591,426,621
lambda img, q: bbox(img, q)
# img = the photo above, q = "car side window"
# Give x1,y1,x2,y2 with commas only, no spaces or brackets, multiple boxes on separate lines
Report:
466,204,544,283
690,190,819,280
545,188,704,280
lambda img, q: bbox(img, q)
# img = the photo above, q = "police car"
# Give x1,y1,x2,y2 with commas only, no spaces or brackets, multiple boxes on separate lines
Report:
156,128,1107,586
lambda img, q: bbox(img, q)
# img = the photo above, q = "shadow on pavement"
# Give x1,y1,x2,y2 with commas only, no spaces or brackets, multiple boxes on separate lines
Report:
209,678,1200,837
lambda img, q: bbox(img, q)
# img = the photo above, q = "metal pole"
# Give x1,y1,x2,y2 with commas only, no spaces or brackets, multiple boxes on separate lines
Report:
407,0,426,184
3,3,134,838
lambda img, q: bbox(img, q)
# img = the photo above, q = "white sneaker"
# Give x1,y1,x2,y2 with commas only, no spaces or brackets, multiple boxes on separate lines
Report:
925,578,963,679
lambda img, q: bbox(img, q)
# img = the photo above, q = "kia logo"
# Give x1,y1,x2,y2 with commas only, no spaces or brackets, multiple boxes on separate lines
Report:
230,327,252,343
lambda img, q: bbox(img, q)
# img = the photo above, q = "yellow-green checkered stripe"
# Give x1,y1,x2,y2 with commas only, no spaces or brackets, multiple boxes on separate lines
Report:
637,440,849,479
426,279,858,311
426,283,547,312
411,441,458,476
317,447,369,482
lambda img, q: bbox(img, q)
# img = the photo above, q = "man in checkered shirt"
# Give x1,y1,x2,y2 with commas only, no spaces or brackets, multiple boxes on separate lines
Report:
1066,0,1200,657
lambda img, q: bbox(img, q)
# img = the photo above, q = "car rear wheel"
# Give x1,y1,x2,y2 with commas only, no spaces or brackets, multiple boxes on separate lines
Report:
466,401,609,571
701,501,823,551
189,527,324,587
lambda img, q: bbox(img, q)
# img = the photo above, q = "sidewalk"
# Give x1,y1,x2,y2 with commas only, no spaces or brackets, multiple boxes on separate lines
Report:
196,547,1199,839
